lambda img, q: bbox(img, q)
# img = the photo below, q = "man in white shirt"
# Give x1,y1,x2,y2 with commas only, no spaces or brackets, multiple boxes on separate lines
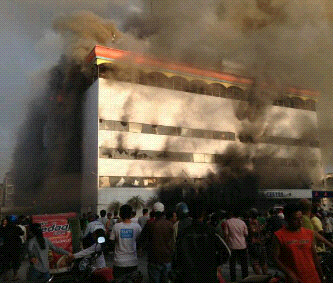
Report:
99,210,108,228
83,214,106,248
110,205,142,279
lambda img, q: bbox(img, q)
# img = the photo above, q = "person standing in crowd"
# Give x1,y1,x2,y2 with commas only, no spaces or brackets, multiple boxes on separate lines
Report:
148,211,156,224
1,215,24,281
80,213,88,233
138,202,173,283
105,212,113,237
173,202,192,244
166,210,178,225
17,215,27,245
257,212,266,226
299,199,314,230
131,211,139,224
174,199,230,283
138,209,150,228
323,212,333,241
80,213,88,232
1,218,7,229
110,204,142,279
0,219,6,275
224,211,249,282
27,223,73,281
273,203,324,283
266,209,284,235
248,208,268,276
298,199,333,250
214,210,226,238
112,210,120,225
99,210,108,228
311,206,326,253
17,215,28,261
278,209,285,220
83,213,106,248
266,208,284,264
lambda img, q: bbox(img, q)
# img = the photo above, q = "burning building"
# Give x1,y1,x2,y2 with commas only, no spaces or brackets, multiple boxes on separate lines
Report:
81,45,323,213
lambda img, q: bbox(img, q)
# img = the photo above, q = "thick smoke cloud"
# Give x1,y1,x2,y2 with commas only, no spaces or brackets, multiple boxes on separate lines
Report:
11,10,130,210
124,0,333,172
2,0,333,211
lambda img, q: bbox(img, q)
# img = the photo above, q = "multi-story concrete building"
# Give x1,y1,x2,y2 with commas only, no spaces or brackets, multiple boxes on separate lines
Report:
81,45,323,213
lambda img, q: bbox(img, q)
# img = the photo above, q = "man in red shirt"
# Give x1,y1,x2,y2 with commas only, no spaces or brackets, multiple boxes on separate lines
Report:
272,203,325,283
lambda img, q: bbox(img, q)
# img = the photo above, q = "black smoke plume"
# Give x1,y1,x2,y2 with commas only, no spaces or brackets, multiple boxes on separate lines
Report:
12,11,121,212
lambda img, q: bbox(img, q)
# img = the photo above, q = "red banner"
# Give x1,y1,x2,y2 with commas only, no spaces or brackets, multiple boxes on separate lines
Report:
32,213,76,273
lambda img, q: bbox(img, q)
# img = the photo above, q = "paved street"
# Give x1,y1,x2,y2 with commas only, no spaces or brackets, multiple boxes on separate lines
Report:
4,252,281,282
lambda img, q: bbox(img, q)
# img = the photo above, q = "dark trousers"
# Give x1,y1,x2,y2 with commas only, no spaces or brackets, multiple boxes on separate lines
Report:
229,249,248,282
113,265,137,279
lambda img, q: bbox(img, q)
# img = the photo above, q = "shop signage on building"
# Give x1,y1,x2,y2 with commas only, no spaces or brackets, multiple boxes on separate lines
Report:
260,189,312,199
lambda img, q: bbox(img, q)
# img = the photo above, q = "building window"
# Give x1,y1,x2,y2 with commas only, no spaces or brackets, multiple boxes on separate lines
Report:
157,125,179,136
180,128,192,137
210,83,227,97
193,153,205,163
204,154,215,163
147,72,170,88
192,129,205,139
114,121,129,131
189,80,208,95
129,122,142,133
171,76,190,92
152,125,158,134
105,120,114,130
99,177,110,187
227,86,244,100
213,131,226,140
203,130,214,139
99,119,105,130
142,124,154,134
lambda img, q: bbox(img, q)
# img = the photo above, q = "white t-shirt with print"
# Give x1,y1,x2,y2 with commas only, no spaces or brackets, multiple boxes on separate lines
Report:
110,222,142,267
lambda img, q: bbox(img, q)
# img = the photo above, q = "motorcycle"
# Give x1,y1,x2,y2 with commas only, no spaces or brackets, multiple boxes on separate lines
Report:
50,236,142,283
236,274,285,283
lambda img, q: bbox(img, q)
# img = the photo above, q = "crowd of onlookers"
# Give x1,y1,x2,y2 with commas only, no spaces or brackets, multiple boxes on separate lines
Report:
0,215,29,281
77,202,286,282
0,199,332,282
78,199,332,283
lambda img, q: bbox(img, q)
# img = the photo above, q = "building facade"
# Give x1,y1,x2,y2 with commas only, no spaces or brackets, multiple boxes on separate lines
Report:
2,172,15,208
81,45,323,213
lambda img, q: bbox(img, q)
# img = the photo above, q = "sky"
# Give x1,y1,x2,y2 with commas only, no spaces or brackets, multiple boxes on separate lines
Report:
1,0,333,181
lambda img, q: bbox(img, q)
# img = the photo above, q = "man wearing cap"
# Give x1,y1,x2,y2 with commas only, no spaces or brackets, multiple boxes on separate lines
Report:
173,202,192,245
138,202,174,283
